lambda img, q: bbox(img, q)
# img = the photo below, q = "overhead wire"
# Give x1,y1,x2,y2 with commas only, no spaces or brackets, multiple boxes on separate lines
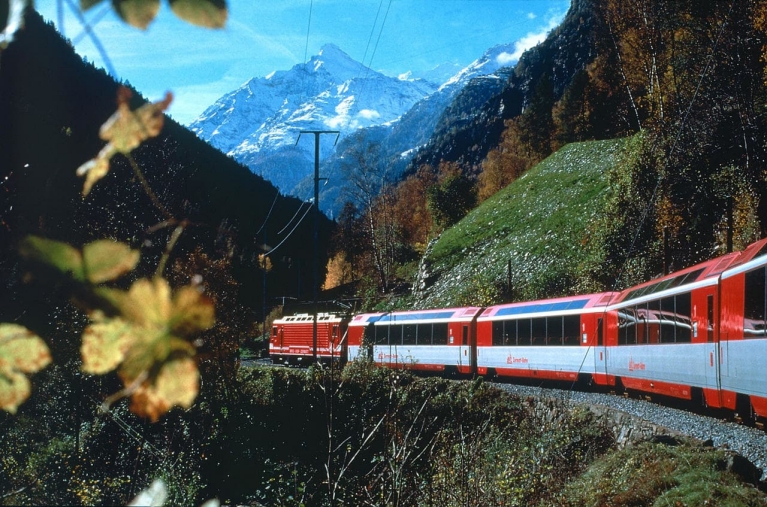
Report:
360,0,386,73
266,202,314,257
298,0,314,107
255,191,280,236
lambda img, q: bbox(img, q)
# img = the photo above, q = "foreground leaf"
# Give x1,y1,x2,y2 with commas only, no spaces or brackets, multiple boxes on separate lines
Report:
112,0,161,30
82,278,213,420
170,285,215,335
126,356,199,422
0,324,52,413
0,0,26,49
81,318,136,374
82,240,140,284
169,0,227,28
19,236,139,284
77,87,172,195
19,236,85,281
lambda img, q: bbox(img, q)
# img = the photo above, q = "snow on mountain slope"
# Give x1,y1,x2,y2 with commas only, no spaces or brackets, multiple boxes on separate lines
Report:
190,44,437,165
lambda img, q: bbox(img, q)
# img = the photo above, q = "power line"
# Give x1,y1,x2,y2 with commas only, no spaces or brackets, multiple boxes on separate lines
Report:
256,191,280,236
265,204,313,257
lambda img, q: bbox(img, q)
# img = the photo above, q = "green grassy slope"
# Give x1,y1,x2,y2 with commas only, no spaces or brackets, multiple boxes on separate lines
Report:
416,136,640,308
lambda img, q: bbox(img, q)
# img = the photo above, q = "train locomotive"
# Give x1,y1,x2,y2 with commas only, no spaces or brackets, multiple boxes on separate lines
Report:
270,237,767,423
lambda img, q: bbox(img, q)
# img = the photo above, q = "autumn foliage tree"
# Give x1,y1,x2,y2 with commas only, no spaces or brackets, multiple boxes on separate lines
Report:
427,161,477,231
478,119,538,202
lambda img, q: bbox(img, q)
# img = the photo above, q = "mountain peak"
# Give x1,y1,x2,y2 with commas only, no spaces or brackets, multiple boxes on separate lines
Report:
308,43,370,80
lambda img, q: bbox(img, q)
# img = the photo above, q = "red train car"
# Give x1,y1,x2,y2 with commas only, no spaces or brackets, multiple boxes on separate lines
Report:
346,307,483,374
598,237,767,421
270,313,347,365
718,237,767,419
602,251,740,403
476,293,618,385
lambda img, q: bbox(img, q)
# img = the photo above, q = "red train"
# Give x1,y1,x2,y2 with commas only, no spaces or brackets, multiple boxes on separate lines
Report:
270,237,767,422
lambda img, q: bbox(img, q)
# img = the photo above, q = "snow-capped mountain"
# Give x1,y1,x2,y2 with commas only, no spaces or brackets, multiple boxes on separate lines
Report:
439,43,518,90
190,42,520,212
190,44,437,181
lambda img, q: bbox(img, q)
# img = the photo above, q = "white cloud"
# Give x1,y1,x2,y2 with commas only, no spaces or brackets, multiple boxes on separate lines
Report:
496,52,516,66
358,109,380,120
527,12,537,19
508,12,564,61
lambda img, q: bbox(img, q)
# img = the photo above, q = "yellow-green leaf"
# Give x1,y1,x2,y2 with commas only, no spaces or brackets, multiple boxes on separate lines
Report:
127,356,198,422
83,277,209,420
168,0,227,29
80,0,106,10
81,318,136,374
122,278,173,327
111,0,160,30
99,88,172,154
0,370,30,416
18,235,85,281
77,87,172,196
82,240,140,284
76,152,112,197
118,333,189,382
170,286,215,335
0,324,52,414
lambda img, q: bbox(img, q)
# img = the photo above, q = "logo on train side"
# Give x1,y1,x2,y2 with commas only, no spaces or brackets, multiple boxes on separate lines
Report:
628,357,646,371
378,352,399,360
506,355,529,365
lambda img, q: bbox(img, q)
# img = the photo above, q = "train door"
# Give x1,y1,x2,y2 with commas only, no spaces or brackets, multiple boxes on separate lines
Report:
457,324,471,371
703,293,721,394
593,316,607,380
468,323,477,372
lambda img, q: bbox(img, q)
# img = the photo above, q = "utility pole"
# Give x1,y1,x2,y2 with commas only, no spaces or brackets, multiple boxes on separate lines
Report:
296,130,339,361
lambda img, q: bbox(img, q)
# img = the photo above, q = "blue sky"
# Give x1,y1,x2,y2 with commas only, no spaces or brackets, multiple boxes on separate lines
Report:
34,0,570,125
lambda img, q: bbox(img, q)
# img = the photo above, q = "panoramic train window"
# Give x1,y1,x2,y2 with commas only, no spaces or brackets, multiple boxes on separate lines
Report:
518,318,532,345
390,324,403,345
492,320,505,345
416,323,432,345
375,325,389,345
490,315,582,346
403,324,417,344
546,316,563,345
744,267,767,338
432,323,448,345
564,315,580,345
531,318,547,345
402,322,417,345
618,292,692,345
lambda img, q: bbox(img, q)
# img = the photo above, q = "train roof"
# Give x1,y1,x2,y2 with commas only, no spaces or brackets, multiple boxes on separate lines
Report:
722,236,767,279
479,292,617,320
348,307,483,326
612,237,767,306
